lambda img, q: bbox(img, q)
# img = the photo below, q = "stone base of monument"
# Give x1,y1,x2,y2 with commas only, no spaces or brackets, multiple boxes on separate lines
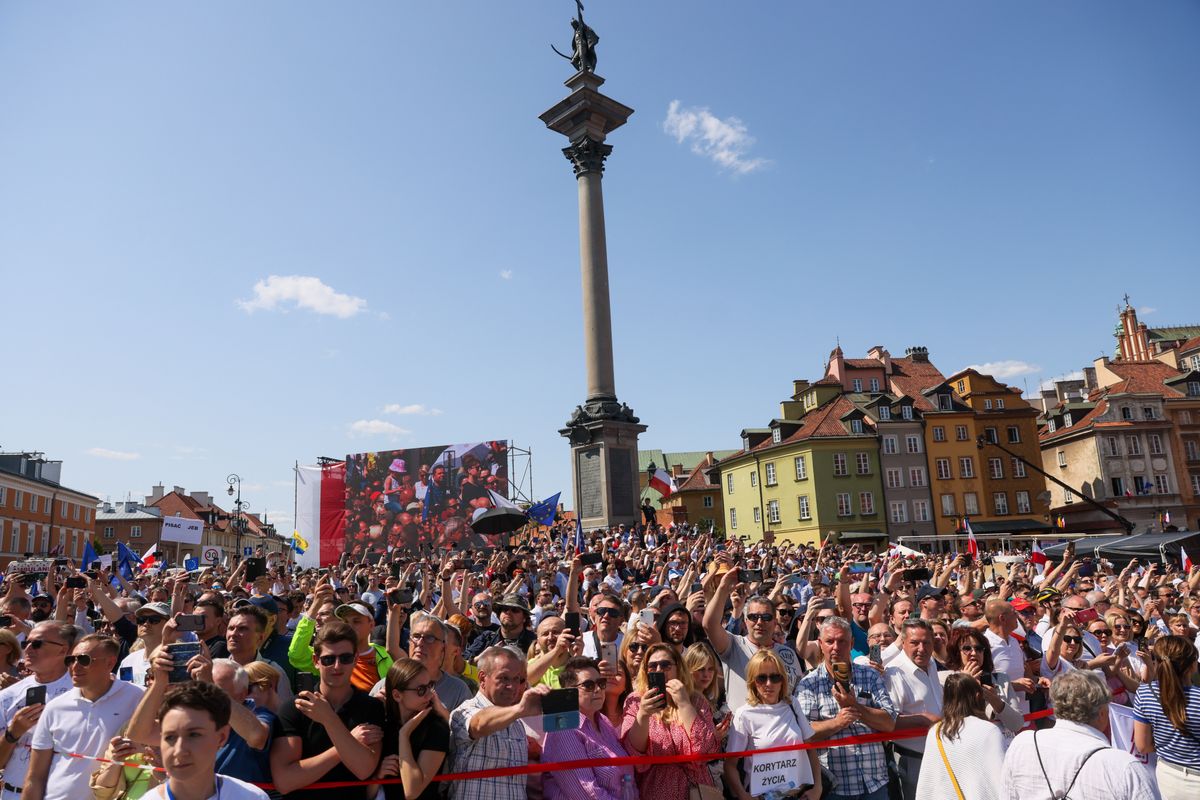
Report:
561,416,646,529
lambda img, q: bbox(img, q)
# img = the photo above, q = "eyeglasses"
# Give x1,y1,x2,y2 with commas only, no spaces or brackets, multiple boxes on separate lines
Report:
317,653,357,666
777,608,796,616
645,660,675,672
754,673,784,685
1091,629,1112,637
401,680,437,696
595,607,623,619
816,615,834,622
851,602,872,609
1113,624,1130,631
628,643,648,654
746,613,773,623
24,639,65,650
473,603,491,610
410,633,446,645
959,645,985,653
1062,636,1082,644
138,616,166,625
65,654,95,667
571,678,608,692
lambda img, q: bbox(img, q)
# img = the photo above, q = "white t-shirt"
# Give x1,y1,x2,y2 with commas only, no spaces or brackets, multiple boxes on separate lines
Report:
0,672,74,794
727,699,816,792
144,775,268,800
719,635,803,712
118,648,151,687
984,629,1029,714
29,680,145,800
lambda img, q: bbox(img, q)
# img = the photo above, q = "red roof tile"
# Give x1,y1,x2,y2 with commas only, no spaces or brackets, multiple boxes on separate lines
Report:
1040,399,1109,442
1105,360,1184,398
887,356,946,411
675,453,719,492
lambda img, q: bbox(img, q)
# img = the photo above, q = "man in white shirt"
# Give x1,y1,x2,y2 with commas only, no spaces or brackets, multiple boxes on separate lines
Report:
883,619,944,800
983,599,1035,714
24,634,144,800
1000,669,1157,800
0,622,80,800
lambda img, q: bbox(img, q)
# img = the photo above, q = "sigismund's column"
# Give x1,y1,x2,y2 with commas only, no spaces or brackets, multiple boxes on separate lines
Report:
541,28,645,529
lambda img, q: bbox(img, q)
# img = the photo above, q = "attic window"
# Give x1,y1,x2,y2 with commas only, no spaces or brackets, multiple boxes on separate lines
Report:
1048,419,1057,433
879,406,891,420
938,394,953,411
1189,381,1200,397
850,419,863,434
901,405,913,420
772,428,782,444
1064,413,1073,426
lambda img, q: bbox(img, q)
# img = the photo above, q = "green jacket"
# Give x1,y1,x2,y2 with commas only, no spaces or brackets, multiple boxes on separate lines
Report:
287,614,393,680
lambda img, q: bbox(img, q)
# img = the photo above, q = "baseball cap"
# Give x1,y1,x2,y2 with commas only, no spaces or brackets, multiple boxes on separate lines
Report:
234,596,279,616
136,602,172,619
335,602,374,621
916,584,947,602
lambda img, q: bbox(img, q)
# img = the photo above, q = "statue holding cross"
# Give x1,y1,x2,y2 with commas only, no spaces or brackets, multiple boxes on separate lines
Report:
551,0,598,73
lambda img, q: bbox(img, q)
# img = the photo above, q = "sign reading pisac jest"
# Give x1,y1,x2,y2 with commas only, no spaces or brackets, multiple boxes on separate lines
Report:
161,516,203,545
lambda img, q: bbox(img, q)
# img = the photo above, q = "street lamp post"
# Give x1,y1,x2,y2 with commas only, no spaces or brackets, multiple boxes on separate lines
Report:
226,474,246,561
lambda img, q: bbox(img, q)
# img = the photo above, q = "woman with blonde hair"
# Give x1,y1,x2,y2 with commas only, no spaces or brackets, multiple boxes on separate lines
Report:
685,642,730,792
1133,635,1200,797
724,649,820,800
621,643,718,800
445,613,479,688
242,661,281,715
915,673,1007,800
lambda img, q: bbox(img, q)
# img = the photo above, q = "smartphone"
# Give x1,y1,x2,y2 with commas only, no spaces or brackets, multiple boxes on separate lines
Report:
1073,607,1099,625
174,614,205,633
737,568,763,583
53,558,68,567
901,568,933,582
979,671,994,687
1078,562,1096,578
25,685,46,707
564,611,581,637
541,687,580,732
389,589,414,606
0,615,12,627
296,672,319,694
65,576,87,589
819,598,837,611
868,644,882,665
166,642,201,683
638,608,656,628
600,642,618,667
578,551,604,567
119,666,134,682
848,562,874,575
784,573,807,586
647,671,667,693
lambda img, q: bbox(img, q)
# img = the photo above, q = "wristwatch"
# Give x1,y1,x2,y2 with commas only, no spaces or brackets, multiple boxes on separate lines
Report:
3,730,18,743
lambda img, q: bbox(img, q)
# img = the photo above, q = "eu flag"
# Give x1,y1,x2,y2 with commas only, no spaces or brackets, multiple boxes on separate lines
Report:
81,540,99,571
116,541,140,580
526,492,561,527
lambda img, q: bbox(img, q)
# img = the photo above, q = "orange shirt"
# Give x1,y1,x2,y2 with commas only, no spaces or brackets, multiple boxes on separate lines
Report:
350,649,378,690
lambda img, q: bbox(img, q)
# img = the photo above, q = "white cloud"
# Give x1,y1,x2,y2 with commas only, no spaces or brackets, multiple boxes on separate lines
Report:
1039,370,1085,392
348,419,410,438
499,270,513,280
86,447,141,461
237,275,367,318
663,100,769,174
382,404,443,416
1138,306,1157,315
965,360,1041,379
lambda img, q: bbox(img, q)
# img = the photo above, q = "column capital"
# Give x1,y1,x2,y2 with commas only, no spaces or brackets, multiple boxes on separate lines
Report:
563,137,613,177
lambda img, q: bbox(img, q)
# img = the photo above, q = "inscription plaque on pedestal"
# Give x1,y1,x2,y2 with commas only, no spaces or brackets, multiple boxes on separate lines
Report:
609,447,632,513
577,448,603,518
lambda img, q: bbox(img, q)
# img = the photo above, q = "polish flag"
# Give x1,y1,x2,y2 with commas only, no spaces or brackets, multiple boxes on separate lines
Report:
1182,547,1193,572
295,462,347,568
1028,540,1048,574
649,468,677,498
140,543,160,570
964,517,979,560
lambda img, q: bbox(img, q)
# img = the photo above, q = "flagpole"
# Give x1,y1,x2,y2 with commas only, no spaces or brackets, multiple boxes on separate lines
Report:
293,460,299,568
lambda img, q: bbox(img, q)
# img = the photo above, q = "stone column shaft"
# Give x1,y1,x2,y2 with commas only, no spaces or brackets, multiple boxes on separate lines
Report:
577,170,617,402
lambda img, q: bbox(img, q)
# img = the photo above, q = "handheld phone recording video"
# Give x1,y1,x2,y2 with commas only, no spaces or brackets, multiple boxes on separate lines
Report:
296,672,319,694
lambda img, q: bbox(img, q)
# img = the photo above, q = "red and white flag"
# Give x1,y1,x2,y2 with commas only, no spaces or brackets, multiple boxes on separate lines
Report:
964,517,979,560
296,462,347,568
1028,540,1048,574
1182,546,1193,572
649,468,677,498
140,543,160,570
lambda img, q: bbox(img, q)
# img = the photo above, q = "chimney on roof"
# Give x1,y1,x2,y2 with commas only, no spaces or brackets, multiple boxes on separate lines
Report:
705,451,713,462
124,501,138,513
867,346,893,374
905,346,929,363
173,486,185,496
148,484,165,505
792,379,809,399
190,491,211,507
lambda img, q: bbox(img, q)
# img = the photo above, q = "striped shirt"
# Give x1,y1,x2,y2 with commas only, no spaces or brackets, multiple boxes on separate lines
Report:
542,711,636,800
1131,681,1200,768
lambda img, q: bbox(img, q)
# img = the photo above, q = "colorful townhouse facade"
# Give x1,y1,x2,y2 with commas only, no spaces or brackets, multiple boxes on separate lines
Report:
0,452,96,568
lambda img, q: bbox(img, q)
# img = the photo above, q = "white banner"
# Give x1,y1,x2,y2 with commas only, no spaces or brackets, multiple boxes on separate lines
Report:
294,465,322,569
1109,703,1158,793
160,516,204,545
201,545,224,566
748,751,804,797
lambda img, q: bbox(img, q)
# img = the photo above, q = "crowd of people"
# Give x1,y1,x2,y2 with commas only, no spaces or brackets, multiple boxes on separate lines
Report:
0,523,1198,800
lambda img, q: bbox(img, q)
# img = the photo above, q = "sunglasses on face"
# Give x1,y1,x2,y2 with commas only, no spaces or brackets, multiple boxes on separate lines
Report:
401,680,437,696
959,645,985,653
571,678,608,692
816,615,834,622
746,613,773,623
777,608,795,616
1113,624,1130,631
628,643,648,654
473,603,491,610
138,617,166,625
595,607,622,619
65,654,96,667
1062,636,1082,644
646,660,674,672
24,639,65,650
1092,629,1112,637
754,673,784,685
317,653,356,666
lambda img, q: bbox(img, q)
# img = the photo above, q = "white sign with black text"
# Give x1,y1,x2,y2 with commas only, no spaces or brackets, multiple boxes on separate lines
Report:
161,516,204,545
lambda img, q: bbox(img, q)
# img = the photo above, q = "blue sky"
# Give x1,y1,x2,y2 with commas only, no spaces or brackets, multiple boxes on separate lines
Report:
2,2,1197,529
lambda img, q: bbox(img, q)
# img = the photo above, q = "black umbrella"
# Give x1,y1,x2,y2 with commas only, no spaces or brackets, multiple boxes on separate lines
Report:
470,507,529,537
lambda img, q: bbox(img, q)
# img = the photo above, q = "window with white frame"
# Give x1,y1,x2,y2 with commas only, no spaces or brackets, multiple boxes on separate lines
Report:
960,457,975,478
955,425,969,441
879,406,891,421
837,493,852,516
889,501,907,523
989,458,1004,479
703,495,713,508
939,394,953,411
61,500,68,517
909,467,927,487
936,458,952,480
1193,475,1200,495
1155,474,1170,494
730,509,738,529
1016,491,1031,514
883,436,898,455
26,527,35,552
1011,458,1026,478
856,452,871,474
870,378,880,392
753,506,761,523
12,491,22,511
798,495,811,519
850,419,863,434
1186,441,1200,461
1134,476,1149,494
993,492,1009,515
1057,451,1067,468
964,493,980,515
913,500,930,522
984,428,998,444
1184,411,1194,424
1106,437,1120,457
1048,419,1057,433
8,523,18,553
833,454,848,476
1064,488,1074,504
767,499,780,524
901,405,913,420
765,462,777,485
886,468,903,489
130,525,142,538
772,428,782,444
1188,381,1200,397
906,435,921,454
1064,413,1074,427
860,491,875,515
1191,355,1200,371
103,526,114,539
1143,407,1156,420
933,426,946,442
1007,426,1020,443
750,471,758,487
941,494,956,516
0,487,5,506
1150,434,1163,455
996,399,1005,409
1127,436,1141,456
794,456,807,480
852,379,862,392
727,474,735,494
985,399,993,410
29,495,38,514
